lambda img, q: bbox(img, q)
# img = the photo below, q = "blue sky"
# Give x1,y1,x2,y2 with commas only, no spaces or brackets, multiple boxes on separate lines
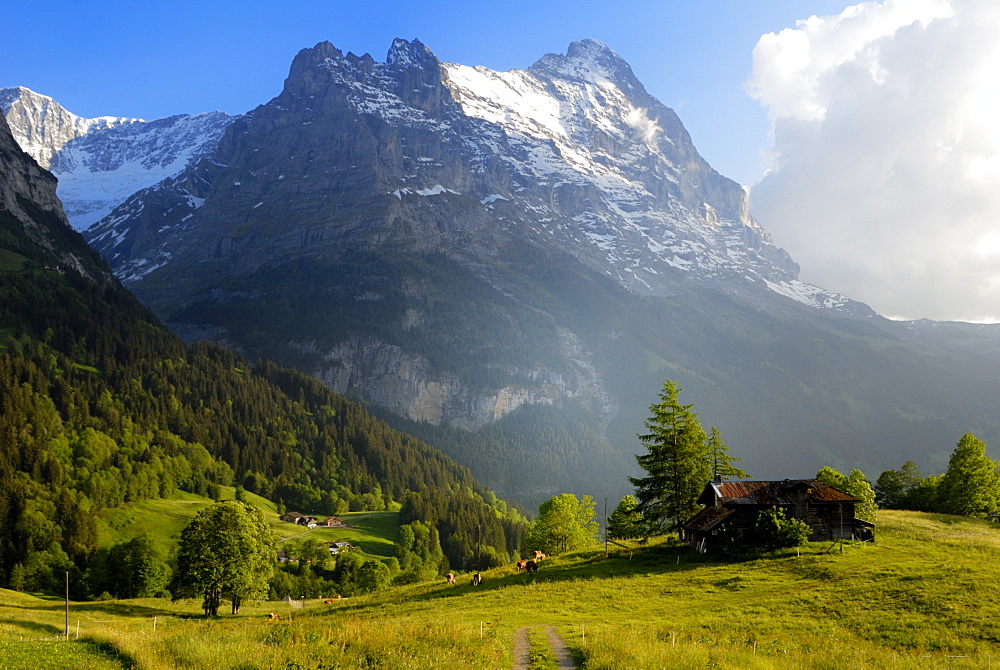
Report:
3,0,849,187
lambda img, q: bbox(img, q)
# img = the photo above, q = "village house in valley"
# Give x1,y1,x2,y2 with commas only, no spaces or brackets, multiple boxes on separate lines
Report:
683,478,875,552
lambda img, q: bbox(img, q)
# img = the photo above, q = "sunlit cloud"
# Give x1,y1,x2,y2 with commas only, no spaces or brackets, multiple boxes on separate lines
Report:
748,0,1000,322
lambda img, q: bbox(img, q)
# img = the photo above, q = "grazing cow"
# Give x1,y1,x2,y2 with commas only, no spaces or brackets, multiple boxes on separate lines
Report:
471,573,483,586
267,612,280,620
533,550,547,561
516,560,527,572
525,560,538,573
446,572,456,584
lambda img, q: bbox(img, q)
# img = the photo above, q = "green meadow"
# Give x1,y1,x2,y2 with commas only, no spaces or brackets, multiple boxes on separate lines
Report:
98,488,399,562
4,510,1000,668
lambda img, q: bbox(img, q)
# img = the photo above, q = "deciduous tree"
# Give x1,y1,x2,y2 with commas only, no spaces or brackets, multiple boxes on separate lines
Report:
938,433,1000,519
815,466,846,490
173,501,275,616
843,469,878,523
523,493,598,555
875,461,922,509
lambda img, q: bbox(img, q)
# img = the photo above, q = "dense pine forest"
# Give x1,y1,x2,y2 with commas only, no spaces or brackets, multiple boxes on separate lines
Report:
0,169,525,596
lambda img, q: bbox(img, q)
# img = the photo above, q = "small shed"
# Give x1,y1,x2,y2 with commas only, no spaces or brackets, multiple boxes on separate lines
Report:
683,478,875,551
327,541,353,555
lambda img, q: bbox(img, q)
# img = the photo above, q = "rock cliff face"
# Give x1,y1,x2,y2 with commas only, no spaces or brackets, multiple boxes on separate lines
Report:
0,112,101,280
80,38,862,430
301,326,615,430
86,39,824,296
1,87,232,230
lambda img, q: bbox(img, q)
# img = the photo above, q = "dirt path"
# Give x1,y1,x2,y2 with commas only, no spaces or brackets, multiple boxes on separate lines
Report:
511,625,577,670
511,626,530,670
544,625,577,669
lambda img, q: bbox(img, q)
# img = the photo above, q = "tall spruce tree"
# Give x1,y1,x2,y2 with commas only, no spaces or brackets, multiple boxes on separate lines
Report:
706,426,749,481
629,380,711,535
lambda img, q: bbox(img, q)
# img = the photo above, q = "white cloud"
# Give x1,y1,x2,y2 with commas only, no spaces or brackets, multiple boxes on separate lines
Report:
748,0,1000,322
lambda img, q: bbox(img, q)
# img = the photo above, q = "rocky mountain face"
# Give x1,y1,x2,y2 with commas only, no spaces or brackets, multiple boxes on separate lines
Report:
38,38,1000,502
1,87,233,230
0,112,106,280
86,39,845,304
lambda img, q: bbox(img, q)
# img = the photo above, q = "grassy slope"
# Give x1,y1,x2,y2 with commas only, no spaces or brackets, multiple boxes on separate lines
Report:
97,488,399,560
3,510,1000,669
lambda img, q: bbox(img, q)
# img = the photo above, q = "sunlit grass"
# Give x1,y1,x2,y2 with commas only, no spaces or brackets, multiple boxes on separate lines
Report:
5,511,1000,668
96,489,399,562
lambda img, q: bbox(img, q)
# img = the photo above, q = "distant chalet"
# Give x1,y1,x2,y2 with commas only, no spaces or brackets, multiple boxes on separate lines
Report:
684,479,875,552
280,512,350,529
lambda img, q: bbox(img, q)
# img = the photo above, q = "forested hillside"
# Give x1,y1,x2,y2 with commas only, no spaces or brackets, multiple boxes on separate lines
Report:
0,113,523,594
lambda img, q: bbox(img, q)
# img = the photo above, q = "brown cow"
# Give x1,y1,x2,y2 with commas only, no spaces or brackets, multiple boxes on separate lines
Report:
525,560,538,573
267,612,280,620
446,572,456,584
533,550,547,561
516,560,527,572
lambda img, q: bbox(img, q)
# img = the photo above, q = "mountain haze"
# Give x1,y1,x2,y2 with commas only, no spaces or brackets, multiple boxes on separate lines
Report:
8,39,1000,503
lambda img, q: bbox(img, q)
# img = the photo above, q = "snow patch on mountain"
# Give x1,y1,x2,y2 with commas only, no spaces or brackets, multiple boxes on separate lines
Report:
763,278,852,310
1,87,233,230
0,87,141,168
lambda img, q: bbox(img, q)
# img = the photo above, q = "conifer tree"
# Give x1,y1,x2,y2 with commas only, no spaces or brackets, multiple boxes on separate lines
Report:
706,426,749,481
606,494,644,540
630,380,710,535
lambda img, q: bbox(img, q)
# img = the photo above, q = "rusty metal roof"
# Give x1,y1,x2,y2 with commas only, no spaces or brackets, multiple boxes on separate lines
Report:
684,506,736,531
704,479,859,506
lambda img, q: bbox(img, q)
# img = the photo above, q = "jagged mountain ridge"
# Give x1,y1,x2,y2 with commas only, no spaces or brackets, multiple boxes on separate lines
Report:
21,38,999,502
1,86,233,230
85,39,851,310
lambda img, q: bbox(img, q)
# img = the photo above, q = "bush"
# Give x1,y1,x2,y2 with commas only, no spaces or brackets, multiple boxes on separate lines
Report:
751,508,811,551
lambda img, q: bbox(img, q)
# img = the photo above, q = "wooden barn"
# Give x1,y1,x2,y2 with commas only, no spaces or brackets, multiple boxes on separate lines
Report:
683,478,875,552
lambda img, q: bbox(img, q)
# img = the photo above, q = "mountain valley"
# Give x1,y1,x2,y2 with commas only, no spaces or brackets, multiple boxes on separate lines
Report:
5,39,1000,506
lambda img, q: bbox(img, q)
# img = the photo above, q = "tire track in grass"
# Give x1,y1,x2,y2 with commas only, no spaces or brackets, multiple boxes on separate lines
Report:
512,626,530,670
513,625,578,669
544,625,577,669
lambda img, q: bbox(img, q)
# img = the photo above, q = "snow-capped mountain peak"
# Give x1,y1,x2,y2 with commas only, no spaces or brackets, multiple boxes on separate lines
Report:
1,86,235,230
0,86,141,169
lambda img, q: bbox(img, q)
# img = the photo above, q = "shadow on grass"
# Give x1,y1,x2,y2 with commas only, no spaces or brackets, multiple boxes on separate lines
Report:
79,638,142,669
30,599,201,619
0,616,64,637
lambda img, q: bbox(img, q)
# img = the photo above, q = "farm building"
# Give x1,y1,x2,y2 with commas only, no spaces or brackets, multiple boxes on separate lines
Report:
322,516,349,528
280,512,317,526
327,541,353,555
683,478,875,552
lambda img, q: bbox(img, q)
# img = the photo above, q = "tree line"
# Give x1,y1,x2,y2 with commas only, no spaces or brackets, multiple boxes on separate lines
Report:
875,433,1000,518
0,219,524,597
